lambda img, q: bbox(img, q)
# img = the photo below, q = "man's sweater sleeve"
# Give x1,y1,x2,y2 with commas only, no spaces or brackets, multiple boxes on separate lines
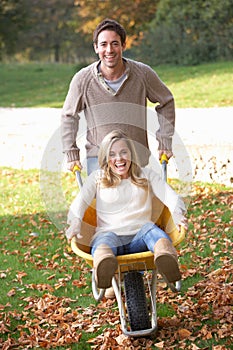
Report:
144,64,175,151
61,72,85,162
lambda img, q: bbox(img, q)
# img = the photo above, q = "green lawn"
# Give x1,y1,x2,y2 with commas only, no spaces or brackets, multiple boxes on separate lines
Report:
154,61,233,108
0,61,232,108
0,60,232,348
0,168,232,349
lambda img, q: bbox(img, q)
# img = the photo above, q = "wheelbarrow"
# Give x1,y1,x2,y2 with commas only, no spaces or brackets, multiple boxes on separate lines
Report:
71,156,186,337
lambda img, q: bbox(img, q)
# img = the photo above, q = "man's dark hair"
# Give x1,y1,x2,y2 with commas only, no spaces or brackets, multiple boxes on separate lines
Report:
93,19,126,45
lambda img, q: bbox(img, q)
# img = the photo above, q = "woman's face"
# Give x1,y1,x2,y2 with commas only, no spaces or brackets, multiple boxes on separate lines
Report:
108,139,131,179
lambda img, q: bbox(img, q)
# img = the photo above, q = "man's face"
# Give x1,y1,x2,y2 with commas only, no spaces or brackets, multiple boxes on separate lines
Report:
94,30,126,69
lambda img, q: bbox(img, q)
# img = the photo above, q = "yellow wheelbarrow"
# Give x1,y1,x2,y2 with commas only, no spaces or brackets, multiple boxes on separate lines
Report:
71,158,186,337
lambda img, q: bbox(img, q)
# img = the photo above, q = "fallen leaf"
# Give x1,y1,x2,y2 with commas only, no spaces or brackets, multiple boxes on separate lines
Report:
7,289,16,297
178,328,192,339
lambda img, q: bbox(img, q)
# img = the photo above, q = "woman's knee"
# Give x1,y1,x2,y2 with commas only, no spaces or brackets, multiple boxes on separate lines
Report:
142,223,171,251
91,232,119,256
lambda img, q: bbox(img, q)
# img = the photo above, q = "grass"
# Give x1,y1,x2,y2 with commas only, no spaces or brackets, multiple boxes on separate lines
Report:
0,63,79,108
154,61,233,108
0,167,232,349
0,168,96,347
0,60,232,108
0,59,232,347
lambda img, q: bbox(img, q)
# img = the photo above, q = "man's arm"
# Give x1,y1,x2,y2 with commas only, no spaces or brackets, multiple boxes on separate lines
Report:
145,65,175,159
61,112,81,170
61,72,84,170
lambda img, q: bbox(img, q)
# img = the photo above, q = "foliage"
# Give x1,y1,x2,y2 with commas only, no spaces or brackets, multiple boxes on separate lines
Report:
1,0,232,64
0,61,232,108
74,0,158,48
0,0,158,62
0,167,232,349
0,0,28,59
0,0,92,63
135,0,233,65
16,0,92,63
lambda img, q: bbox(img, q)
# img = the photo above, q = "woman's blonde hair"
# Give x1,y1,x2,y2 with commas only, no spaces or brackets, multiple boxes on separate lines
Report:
98,130,148,188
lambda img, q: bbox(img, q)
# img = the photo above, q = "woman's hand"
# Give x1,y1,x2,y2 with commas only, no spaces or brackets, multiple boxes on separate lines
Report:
65,218,82,242
177,216,188,232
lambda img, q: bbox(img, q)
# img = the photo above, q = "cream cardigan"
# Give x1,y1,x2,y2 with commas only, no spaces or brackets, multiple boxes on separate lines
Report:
68,168,186,240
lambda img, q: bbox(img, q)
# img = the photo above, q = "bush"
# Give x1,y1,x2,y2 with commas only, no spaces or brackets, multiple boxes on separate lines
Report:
133,0,233,66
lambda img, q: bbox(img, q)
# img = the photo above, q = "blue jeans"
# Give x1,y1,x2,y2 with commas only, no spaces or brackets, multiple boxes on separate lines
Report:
91,222,171,256
87,156,99,175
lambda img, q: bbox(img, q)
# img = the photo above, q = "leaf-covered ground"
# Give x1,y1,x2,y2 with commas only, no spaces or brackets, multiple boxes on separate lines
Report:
0,169,232,349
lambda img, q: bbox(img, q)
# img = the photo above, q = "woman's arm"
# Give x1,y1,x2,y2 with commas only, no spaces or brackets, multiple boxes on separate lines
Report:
145,168,186,227
66,171,97,240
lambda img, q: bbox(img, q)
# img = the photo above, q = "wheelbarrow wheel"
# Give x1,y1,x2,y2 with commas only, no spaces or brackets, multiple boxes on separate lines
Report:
124,271,151,331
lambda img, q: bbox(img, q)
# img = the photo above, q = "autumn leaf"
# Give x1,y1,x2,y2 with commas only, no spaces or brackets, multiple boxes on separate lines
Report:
16,271,27,284
178,328,192,339
1,169,232,349
7,289,16,297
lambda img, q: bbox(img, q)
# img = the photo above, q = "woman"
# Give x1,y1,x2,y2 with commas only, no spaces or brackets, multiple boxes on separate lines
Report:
66,130,187,289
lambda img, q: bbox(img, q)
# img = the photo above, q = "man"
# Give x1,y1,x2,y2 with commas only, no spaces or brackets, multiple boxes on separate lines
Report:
61,18,175,175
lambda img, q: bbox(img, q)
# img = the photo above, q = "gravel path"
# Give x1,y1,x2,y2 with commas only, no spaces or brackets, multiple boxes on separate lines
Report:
0,107,232,185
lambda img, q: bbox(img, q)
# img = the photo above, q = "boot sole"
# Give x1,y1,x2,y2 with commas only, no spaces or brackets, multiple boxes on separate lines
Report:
155,254,181,283
95,256,118,289
104,287,115,299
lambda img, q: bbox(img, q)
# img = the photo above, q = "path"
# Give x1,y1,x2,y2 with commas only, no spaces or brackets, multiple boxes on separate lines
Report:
0,107,232,185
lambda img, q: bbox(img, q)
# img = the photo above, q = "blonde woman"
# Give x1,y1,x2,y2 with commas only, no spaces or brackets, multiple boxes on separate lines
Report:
66,130,187,290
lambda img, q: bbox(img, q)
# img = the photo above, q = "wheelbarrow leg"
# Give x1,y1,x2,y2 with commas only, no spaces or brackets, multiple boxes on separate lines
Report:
91,269,105,301
150,269,158,330
112,275,129,333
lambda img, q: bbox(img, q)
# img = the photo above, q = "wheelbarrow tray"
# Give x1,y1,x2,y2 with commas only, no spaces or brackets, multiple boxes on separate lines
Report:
71,195,185,337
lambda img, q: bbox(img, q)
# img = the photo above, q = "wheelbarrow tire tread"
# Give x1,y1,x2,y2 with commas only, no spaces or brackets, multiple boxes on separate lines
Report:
124,271,151,331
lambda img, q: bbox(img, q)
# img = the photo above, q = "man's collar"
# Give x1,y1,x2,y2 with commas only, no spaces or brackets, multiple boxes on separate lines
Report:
94,58,129,77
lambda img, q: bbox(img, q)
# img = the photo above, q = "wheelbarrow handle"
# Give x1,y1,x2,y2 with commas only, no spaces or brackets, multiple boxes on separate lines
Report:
73,154,168,187
73,165,83,188
160,154,168,182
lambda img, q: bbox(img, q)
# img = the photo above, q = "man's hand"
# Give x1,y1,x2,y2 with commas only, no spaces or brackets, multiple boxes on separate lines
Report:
159,150,173,160
177,217,188,232
65,218,82,242
67,160,83,172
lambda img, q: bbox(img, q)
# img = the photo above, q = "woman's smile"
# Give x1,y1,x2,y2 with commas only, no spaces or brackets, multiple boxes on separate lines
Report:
109,140,131,179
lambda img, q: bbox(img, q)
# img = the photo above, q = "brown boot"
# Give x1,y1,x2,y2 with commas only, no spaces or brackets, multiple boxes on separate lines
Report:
154,238,181,283
93,244,118,289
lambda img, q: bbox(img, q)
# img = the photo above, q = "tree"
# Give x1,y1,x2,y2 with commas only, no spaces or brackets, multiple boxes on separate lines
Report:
74,0,159,48
22,0,159,62
135,0,233,65
2,0,232,64
19,0,79,62
0,0,28,59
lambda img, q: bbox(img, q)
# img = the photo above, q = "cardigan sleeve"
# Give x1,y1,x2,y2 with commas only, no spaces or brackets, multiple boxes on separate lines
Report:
67,170,97,224
144,168,186,226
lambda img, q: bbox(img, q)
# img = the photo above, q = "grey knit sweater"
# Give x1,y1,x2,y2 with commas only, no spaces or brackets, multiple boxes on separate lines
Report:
61,58,175,166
